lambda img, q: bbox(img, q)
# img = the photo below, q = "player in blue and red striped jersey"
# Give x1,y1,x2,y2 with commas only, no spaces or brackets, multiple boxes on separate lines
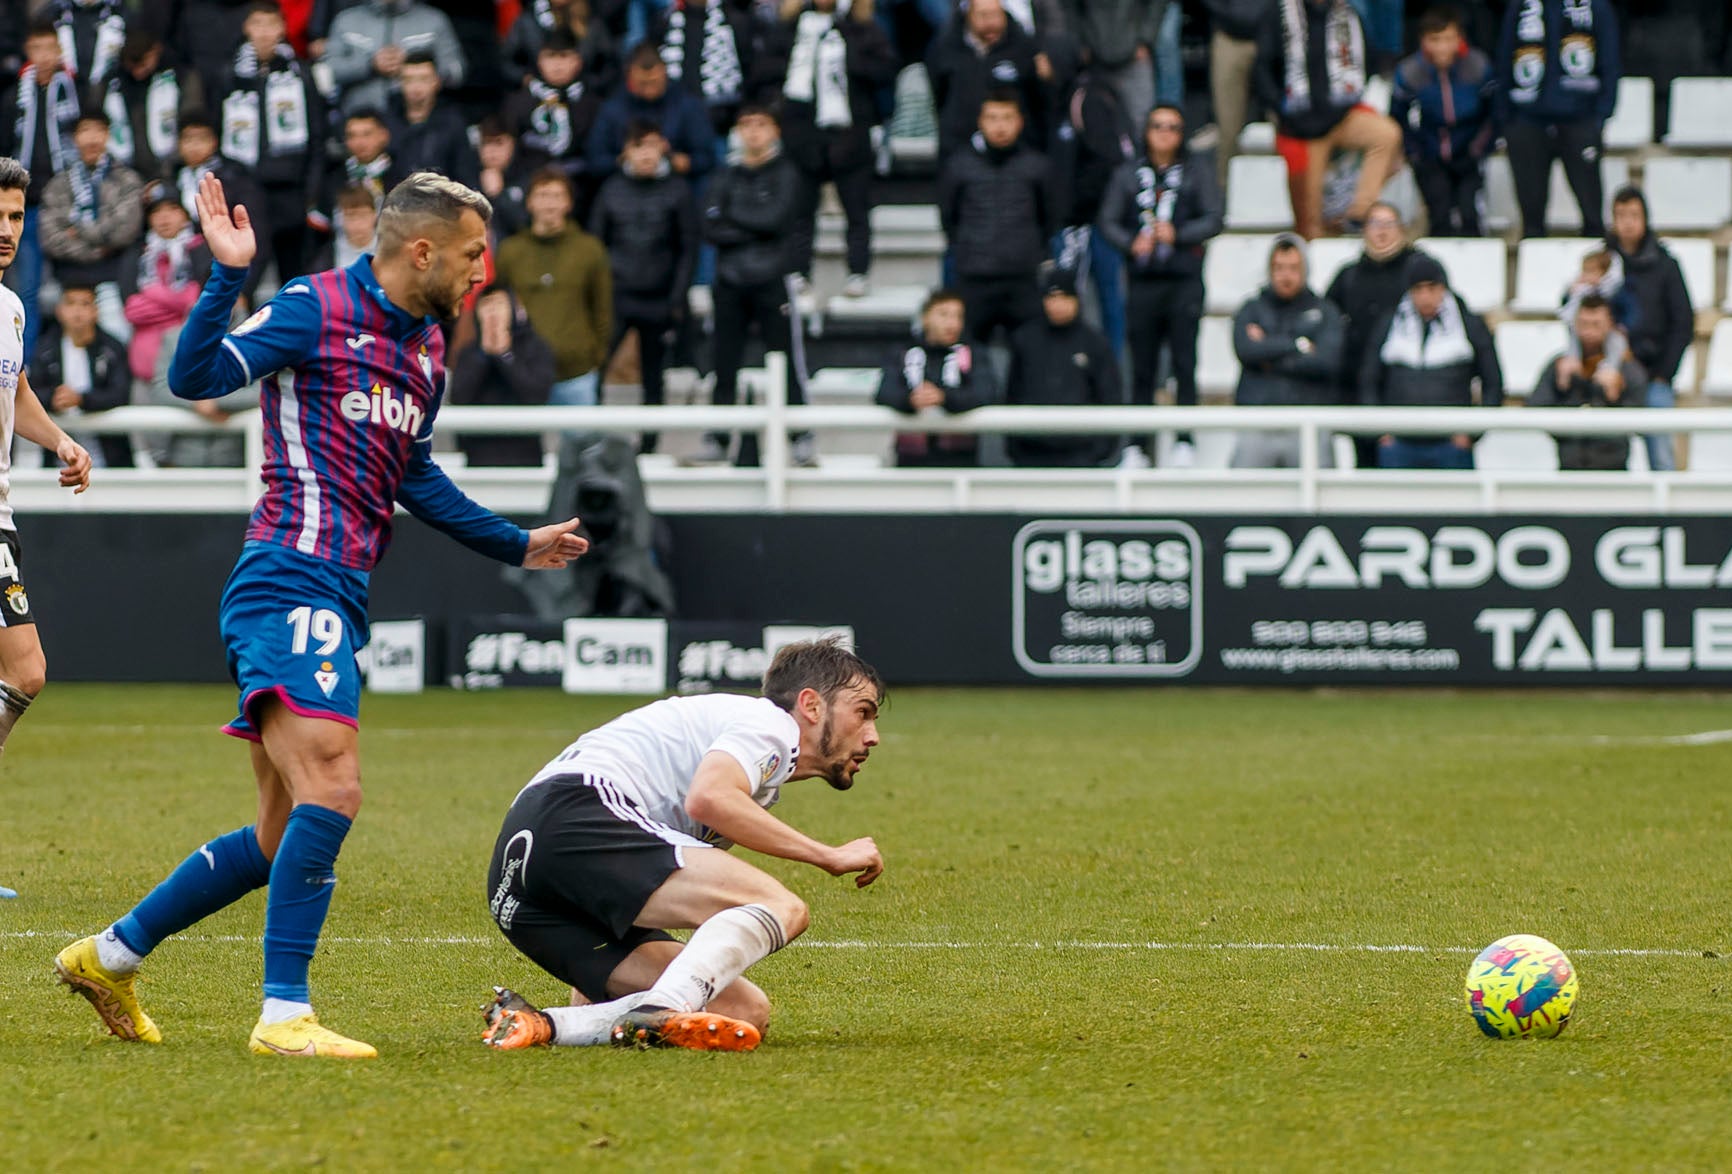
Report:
55,171,590,1059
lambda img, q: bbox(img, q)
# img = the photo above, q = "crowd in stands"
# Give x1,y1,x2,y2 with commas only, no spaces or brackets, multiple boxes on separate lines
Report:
0,0,1723,476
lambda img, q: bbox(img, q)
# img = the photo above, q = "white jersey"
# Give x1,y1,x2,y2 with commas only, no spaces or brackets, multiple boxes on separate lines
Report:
528,694,802,847
0,284,22,530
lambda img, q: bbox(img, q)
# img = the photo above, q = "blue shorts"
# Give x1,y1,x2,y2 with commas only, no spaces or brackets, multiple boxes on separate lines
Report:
218,542,371,741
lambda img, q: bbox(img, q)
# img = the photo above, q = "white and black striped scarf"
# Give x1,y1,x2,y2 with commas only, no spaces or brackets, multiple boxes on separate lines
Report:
66,153,112,226
177,160,214,219
661,1,742,107
347,152,396,204
526,78,586,156
223,42,311,165
783,7,851,129
100,71,178,166
14,67,81,176
1280,0,1365,114
1509,0,1599,106
54,0,126,83
139,226,200,290
1380,291,1473,369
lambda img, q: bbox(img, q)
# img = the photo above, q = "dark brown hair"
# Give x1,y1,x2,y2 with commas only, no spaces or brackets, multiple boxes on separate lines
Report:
762,636,884,713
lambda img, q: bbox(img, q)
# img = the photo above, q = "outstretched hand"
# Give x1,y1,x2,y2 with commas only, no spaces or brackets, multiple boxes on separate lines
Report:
522,517,590,569
195,172,256,269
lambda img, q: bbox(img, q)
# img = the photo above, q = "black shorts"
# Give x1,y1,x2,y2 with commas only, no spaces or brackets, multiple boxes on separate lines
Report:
0,529,34,627
486,774,697,1001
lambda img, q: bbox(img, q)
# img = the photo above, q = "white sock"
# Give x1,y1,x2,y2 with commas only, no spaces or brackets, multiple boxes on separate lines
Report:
645,904,787,1013
542,991,657,1047
261,997,313,1024
96,927,143,975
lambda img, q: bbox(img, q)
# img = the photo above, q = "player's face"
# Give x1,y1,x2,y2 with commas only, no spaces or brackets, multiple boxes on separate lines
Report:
423,209,490,320
813,679,881,791
0,189,24,271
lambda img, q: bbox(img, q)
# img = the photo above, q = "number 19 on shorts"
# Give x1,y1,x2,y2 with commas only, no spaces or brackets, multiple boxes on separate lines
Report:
287,606,344,656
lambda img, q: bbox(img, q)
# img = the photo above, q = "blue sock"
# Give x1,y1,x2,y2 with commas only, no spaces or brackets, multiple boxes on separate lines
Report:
112,827,272,956
262,804,352,1003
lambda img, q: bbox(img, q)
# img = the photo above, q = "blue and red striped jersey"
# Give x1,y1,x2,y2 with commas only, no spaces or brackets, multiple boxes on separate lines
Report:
170,257,528,572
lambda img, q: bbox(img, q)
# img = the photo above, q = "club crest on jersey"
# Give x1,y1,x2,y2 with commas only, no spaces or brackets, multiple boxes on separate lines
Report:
10,313,19,342
233,305,271,336
417,344,432,384
4,584,26,615
340,382,424,436
758,752,781,784
315,660,339,697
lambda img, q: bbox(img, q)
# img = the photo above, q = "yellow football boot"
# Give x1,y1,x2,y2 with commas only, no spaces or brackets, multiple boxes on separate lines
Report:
54,936,162,1044
248,1014,377,1059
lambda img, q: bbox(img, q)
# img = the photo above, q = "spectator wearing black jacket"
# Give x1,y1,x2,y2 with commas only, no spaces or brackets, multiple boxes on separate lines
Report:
1358,254,1502,469
500,0,619,93
32,283,133,468
652,0,753,140
587,43,717,185
1097,103,1222,463
1005,267,1121,467
763,0,898,295
0,21,81,356
1254,0,1402,238
1231,235,1345,468
502,30,603,189
926,0,1047,158
591,123,699,454
1530,294,1645,471
875,288,995,468
170,0,255,97
447,284,558,468
315,108,409,231
1608,185,1692,472
41,0,128,85
938,89,1059,347
105,30,204,182
388,53,481,188
701,105,809,464
166,110,272,307
476,115,536,242
220,1,325,283
1496,0,1619,239
1325,202,1426,462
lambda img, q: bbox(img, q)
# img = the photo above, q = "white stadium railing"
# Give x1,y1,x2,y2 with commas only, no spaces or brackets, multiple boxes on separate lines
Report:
18,355,1732,517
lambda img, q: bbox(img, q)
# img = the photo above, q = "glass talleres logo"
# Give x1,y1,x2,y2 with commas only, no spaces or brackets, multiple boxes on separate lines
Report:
1012,521,1203,677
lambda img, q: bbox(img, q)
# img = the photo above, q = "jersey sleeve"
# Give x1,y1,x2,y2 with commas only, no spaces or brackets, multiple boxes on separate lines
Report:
167,265,322,399
708,711,800,800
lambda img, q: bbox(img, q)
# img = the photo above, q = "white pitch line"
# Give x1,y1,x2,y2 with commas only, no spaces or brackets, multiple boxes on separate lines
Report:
1586,729,1732,747
0,931,1716,958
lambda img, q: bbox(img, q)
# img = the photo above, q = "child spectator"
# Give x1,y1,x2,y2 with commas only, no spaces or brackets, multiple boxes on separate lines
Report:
874,288,995,468
220,0,326,282
308,184,380,271
167,110,270,305
104,30,204,180
1390,6,1498,237
121,184,210,383
590,122,698,455
477,116,535,241
503,29,602,184
1559,248,1634,371
40,106,144,344
42,0,129,85
502,0,619,92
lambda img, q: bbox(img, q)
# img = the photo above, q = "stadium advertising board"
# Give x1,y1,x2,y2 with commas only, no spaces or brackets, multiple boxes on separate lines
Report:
1015,518,1732,683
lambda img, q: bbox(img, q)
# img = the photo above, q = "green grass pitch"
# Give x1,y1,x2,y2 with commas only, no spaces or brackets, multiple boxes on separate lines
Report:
3,685,1731,1170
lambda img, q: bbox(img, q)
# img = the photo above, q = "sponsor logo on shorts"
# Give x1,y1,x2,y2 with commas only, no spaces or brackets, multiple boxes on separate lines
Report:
491,830,532,929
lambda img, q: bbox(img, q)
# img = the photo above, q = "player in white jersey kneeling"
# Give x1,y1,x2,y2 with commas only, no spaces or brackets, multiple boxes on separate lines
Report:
482,636,884,1052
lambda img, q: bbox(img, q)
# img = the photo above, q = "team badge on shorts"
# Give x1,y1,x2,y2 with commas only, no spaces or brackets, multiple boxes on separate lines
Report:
315,661,339,697
4,584,26,615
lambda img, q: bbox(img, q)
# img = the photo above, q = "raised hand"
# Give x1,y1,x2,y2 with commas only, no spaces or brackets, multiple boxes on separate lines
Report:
195,172,256,270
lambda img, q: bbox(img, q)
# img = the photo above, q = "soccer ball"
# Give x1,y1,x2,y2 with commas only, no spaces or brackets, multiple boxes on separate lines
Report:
1464,934,1577,1039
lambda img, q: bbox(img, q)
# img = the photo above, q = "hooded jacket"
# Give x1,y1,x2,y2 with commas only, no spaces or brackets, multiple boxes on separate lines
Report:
1005,313,1121,466
589,161,699,311
325,0,466,114
447,290,558,468
1232,284,1344,406
1097,145,1223,280
1607,196,1692,384
703,149,802,287
938,135,1059,280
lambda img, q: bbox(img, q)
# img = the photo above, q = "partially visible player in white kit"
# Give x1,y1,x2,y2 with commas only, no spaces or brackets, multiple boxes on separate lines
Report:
0,157,93,898
483,636,885,1051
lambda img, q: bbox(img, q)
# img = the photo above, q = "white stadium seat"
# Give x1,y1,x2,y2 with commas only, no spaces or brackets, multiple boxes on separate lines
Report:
1686,431,1732,472
1494,320,1569,399
1304,238,1361,295
1414,237,1508,313
1225,155,1294,230
1483,154,1519,233
1362,74,1393,115
1673,345,1699,396
1475,430,1560,471
1603,77,1654,150
1703,319,1732,399
1237,122,1275,154
1197,315,1242,397
1204,234,1276,314
1660,237,1717,312
1641,157,1732,232
1664,77,1732,147
1544,157,1629,233
1511,238,1600,314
